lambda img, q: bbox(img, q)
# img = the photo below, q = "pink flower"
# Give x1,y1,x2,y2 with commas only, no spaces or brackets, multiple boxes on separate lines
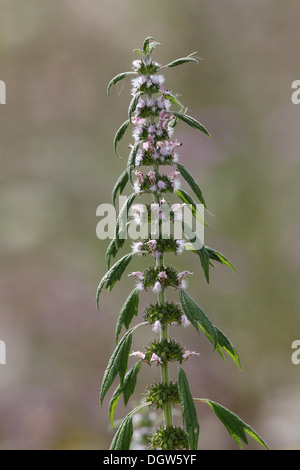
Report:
158,271,168,284
147,239,157,252
153,281,162,293
176,240,185,254
150,184,157,192
177,271,193,288
128,271,144,281
182,350,200,361
152,321,162,333
132,241,144,254
168,170,180,180
157,180,167,190
181,315,191,327
130,351,146,360
147,170,156,185
150,353,162,365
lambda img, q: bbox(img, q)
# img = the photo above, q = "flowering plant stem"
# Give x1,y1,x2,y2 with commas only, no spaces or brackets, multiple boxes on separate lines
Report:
97,37,269,451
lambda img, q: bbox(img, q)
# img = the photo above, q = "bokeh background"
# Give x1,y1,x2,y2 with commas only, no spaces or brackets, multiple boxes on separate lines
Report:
1,0,300,450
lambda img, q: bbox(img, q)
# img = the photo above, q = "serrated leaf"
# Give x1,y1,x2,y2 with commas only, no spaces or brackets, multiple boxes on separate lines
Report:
176,162,207,208
178,368,199,450
96,254,134,309
128,91,143,120
112,169,129,207
195,399,269,450
109,361,141,428
100,328,134,405
182,222,209,283
113,119,130,158
163,56,199,68
179,289,217,349
127,142,139,183
109,414,133,450
205,246,235,271
142,36,153,55
172,111,211,138
115,288,140,342
208,325,241,370
107,72,135,95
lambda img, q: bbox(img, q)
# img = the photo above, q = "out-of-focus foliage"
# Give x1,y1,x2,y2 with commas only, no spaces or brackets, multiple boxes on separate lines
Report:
0,0,300,450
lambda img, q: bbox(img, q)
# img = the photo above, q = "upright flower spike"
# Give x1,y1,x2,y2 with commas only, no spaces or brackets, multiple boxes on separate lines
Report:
98,37,269,451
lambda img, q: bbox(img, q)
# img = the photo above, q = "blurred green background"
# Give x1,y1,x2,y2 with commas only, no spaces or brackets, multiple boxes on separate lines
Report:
1,0,300,450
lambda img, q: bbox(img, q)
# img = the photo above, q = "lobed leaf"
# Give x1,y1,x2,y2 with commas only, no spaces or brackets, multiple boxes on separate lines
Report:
195,399,269,450
179,289,217,348
96,254,134,309
178,368,199,450
206,246,235,272
206,325,241,370
172,111,211,138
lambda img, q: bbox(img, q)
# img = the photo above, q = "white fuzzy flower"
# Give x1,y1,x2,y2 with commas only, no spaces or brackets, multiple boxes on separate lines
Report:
132,241,144,254
181,315,191,327
128,271,144,281
153,281,162,293
150,353,162,365
152,320,162,333
130,351,146,360
182,350,200,361
158,271,168,283
176,239,186,254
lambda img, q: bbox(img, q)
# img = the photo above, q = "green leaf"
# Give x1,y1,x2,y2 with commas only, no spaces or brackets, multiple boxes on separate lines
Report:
172,111,211,138
209,325,241,370
148,41,161,55
115,288,140,342
127,142,139,183
114,192,136,249
100,328,134,405
96,254,134,309
175,189,207,226
112,169,129,207
113,119,130,158
164,93,184,112
195,399,269,450
109,361,141,427
206,246,235,272
109,414,133,450
179,289,217,349
178,368,199,450
182,222,209,283
128,91,143,120
176,162,207,208
107,72,135,95
142,36,153,55
105,238,118,270
163,55,199,68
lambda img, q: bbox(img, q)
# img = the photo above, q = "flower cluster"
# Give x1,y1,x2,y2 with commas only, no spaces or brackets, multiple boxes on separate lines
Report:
150,426,188,450
145,382,180,409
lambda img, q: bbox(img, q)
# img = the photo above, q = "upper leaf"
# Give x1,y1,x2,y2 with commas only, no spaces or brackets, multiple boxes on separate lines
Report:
107,72,136,95
206,246,235,272
112,169,129,207
96,253,134,309
115,288,140,342
179,289,217,348
142,36,154,55
195,399,269,450
172,111,211,138
178,368,199,450
163,54,199,69
176,162,207,208
113,119,130,158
